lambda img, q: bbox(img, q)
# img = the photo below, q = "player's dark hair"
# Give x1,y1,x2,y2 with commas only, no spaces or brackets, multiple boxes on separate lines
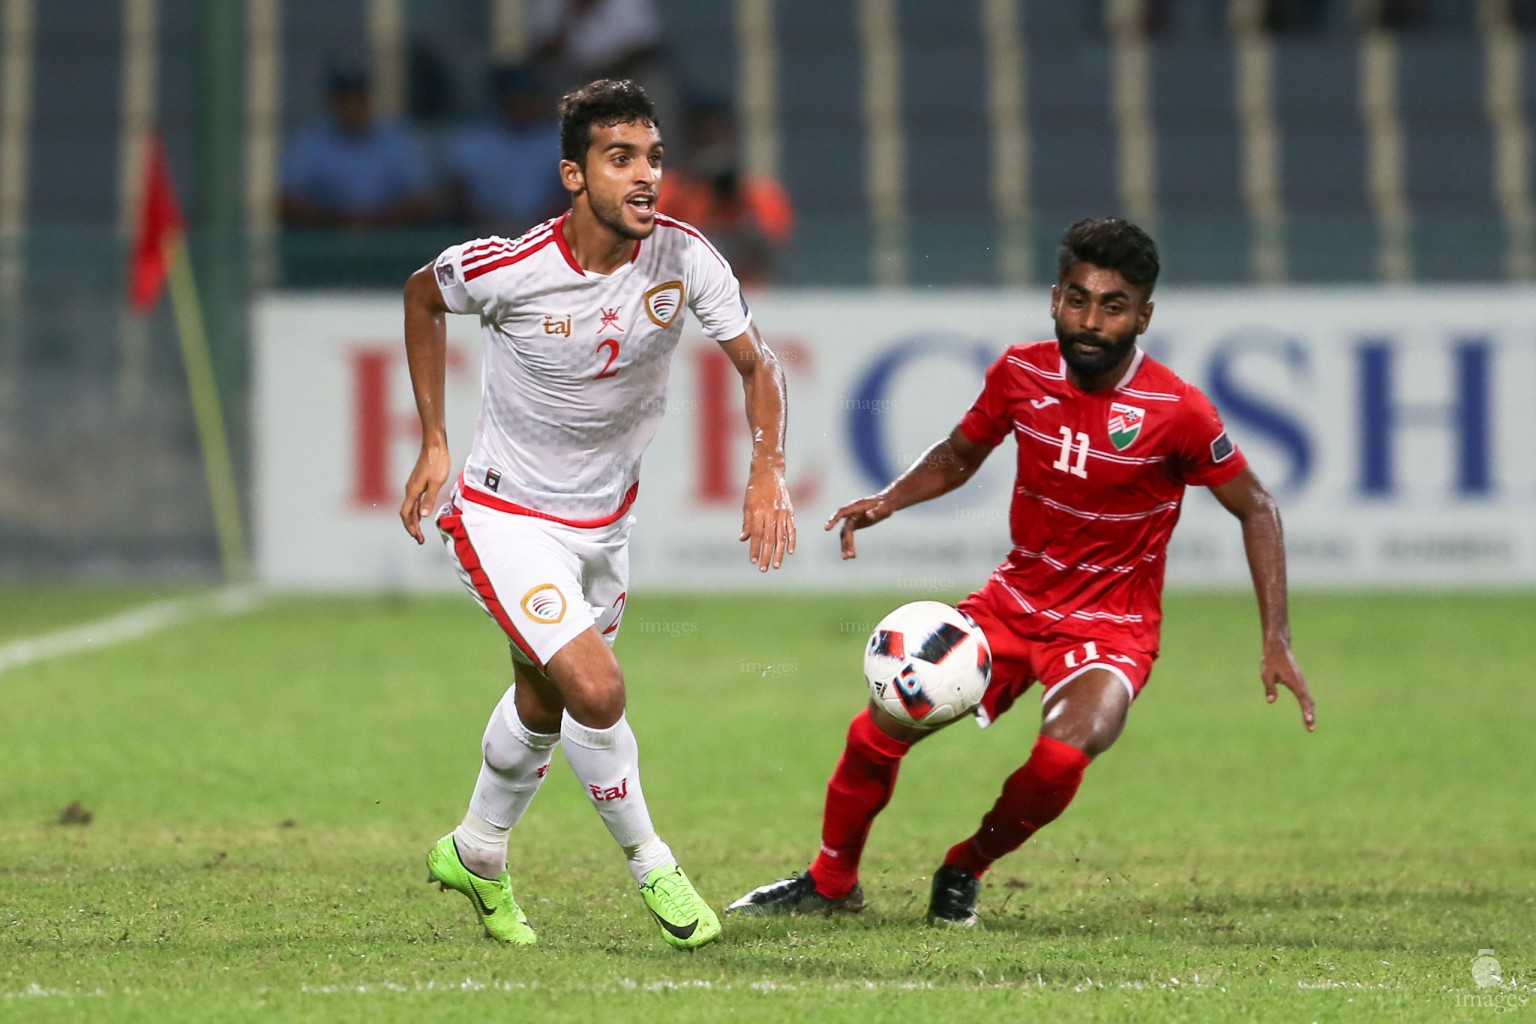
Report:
558,79,658,164
1057,217,1161,297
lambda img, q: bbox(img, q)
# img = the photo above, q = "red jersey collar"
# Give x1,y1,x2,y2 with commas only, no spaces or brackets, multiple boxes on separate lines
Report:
555,210,645,278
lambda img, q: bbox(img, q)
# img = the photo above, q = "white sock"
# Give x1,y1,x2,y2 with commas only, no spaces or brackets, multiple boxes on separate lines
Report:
453,813,508,881
454,687,559,879
560,713,674,884
623,835,676,883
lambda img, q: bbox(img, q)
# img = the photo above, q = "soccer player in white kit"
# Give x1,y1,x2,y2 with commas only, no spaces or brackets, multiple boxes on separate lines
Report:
398,79,795,950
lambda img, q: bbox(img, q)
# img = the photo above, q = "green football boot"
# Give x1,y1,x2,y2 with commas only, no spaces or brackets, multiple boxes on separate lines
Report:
426,834,536,945
638,864,722,950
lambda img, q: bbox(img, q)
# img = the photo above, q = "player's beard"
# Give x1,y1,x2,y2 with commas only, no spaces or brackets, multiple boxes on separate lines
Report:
588,188,655,242
1056,326,1138,380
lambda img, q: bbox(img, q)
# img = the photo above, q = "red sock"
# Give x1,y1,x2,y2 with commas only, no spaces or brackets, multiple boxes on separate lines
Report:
808,708,912,898
944,734,1091,878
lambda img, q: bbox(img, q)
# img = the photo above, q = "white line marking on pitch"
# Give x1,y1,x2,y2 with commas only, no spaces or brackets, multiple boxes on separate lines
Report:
0,586,266,676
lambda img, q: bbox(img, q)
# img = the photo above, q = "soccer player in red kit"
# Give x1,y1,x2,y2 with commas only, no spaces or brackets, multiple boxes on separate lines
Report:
727,217,1315,926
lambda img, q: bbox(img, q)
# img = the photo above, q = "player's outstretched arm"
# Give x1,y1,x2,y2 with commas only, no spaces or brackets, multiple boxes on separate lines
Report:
719,324,796,572
825,426,993,560
398,264,453,545
1210,468,1316,732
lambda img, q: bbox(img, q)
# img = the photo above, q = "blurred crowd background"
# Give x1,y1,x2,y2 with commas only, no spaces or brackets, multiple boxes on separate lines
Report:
2,0,1534,578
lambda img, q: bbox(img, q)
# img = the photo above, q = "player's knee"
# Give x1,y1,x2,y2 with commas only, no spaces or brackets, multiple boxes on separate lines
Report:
544,631,627,727
560,668,627,728
1040,711,1123,759
1041,678,1129,757
1046,725,1109,761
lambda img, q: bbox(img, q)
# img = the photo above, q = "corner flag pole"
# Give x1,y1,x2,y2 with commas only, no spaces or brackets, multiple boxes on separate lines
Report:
129,134,250,582
163,235,249,582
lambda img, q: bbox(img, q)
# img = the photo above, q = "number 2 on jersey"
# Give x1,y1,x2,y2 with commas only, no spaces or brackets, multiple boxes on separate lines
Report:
594,338,621,379
1053,427,1090,478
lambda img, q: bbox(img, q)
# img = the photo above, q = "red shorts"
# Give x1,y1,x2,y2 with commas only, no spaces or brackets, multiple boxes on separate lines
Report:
958,574,1157,728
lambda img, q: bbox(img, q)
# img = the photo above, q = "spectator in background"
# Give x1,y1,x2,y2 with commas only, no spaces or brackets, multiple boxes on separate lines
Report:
280,63,433,229
659,99,793,288
444,65,566,236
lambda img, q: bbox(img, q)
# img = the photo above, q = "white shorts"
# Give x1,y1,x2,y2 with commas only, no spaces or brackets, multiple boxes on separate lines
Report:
436,492,631,670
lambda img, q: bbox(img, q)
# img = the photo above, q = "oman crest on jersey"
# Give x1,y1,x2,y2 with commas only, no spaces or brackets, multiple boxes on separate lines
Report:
644,280,684,327
1108,402,1146,451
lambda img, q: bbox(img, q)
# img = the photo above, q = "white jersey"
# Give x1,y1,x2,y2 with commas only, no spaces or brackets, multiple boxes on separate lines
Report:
434,211,751,524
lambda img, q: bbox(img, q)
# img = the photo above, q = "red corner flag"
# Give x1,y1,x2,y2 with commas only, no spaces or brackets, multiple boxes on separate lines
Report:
127,134,184,313
122,132,250,580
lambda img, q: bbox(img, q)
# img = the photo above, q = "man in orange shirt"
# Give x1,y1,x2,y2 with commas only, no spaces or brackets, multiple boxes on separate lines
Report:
660,99,793,287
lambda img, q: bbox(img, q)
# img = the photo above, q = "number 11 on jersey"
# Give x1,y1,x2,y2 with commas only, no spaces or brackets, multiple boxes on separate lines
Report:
1053,427,1090,478
1063,641,1099,669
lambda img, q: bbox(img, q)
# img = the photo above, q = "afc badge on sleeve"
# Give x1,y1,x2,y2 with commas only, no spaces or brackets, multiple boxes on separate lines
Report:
1210,431,1235,463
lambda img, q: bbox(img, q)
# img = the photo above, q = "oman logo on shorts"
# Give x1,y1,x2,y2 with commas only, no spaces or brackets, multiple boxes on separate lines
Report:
1108,402,1146,451
521,584,566,624
643,280,684,328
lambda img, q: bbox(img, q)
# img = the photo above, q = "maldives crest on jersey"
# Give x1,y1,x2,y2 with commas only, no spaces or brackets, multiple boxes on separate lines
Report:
1108,402,1146,451
644,280,684,327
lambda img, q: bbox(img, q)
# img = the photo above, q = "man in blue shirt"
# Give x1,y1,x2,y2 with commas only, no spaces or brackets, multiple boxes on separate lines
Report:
443,65,567,236
280,65,433,229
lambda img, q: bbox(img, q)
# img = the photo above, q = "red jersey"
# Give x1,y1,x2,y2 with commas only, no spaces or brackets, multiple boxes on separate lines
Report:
958,341,1247,652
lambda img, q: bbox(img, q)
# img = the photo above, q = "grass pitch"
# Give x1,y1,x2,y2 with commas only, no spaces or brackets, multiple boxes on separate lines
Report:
1,586,1532,1022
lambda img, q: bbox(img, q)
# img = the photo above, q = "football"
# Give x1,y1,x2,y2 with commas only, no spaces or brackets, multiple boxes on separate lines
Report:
863,601,992,727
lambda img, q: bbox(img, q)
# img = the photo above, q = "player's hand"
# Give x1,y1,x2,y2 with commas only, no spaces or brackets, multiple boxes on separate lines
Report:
741,466,796,571
1261,640,1315,732
399,443,450,545
824,494,893,560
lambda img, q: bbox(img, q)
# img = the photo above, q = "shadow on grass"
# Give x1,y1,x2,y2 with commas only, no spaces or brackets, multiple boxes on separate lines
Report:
715,880,1530,974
